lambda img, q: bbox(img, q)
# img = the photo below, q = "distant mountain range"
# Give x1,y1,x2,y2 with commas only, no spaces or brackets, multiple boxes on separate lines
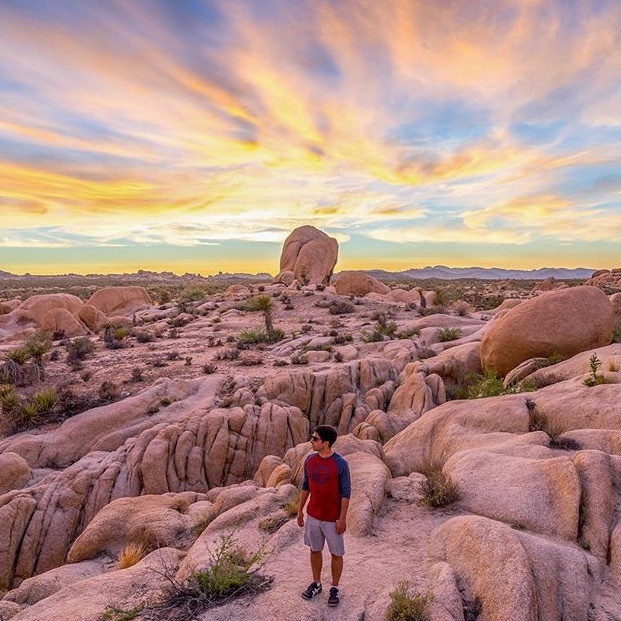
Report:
0,266,596,281
365,266,596,280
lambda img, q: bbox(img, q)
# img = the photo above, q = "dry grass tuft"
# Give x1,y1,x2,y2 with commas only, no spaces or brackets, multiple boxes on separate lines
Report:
118,541,150,569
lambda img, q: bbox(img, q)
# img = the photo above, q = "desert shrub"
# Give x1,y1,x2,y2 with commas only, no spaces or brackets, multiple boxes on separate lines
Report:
215,348,240,361
130,367,144,382
102,605,143,621
98,381,119,403
151,357,168,368
303,343,333,352
583,353,605,387
67,337,95,363
451,300,472,317
166,351,181,361
238,355,263,366
465,371,535,399
182,285,207,302
417,347,436,360
386,580,433,621
258,513,289,534
118,541,150,569
56,386,95,418
329,300,355,315
273,359,289,367
284,490,301,517
4,347,31,365
419,467,460,508
238,328,285,345
203,363,218,374
135,330,154,343
333,351,344,362
31,388,58,414
300,324,313,333
290,354,309,365
148,532,271,618
436,327,462,342
546,352,568,364
396,327,420,339
49,349,60,361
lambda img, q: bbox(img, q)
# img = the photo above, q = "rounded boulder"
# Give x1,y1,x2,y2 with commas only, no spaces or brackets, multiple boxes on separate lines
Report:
275,225,338,285
86,286,152,317
334,271,390,296
481,286,614,376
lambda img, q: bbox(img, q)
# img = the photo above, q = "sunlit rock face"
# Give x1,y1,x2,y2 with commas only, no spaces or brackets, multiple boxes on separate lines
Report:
334,271,390,296
275,225,338,286
481,285,614,376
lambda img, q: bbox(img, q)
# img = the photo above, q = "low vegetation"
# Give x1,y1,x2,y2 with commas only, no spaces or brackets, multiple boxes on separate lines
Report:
385,580,433,621
147,532,272,618
436,327,462,342
583,353,605,387
419,466,461,508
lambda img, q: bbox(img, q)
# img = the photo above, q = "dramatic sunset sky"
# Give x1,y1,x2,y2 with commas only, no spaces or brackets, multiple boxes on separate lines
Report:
1,0,620,275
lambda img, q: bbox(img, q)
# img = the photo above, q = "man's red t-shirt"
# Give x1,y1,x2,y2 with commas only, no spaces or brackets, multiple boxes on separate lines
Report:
302,452,351,522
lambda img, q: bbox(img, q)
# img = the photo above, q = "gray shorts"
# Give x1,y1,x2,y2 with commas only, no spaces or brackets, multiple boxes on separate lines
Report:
304,515,345,556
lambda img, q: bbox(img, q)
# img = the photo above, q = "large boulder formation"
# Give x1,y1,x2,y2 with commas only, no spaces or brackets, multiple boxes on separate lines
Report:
275,225,338,285
85,286,152,317
481,286,614,376
334,271,390,296
0,294,88,339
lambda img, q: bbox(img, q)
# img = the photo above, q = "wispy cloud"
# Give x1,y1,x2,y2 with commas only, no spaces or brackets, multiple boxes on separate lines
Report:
1,0,620,270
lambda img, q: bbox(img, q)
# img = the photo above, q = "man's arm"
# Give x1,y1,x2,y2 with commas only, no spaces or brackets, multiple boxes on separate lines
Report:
297,490,309,527
336,497,349,534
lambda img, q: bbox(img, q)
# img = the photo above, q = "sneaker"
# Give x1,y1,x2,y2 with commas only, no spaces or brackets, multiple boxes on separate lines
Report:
328,586,340,607
301,581,322,600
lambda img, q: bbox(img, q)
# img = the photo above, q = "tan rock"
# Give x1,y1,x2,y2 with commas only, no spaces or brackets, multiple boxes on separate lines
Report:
67,492,201,562
4,547,183,621
4,559,105,605
85,286,152,317
275,225,338,285
253,455,283,486
0,453,30,495
430,515,599,621
77,304,106,331
265,463,292,487
444,450,580,540
0,300,19,315
334,271,390,296
345,451,390,536
481,286,614,376
224,284,250,295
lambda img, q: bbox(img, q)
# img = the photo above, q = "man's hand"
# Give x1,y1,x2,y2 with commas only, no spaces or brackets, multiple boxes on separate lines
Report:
335,518,347,534
297,512,304,528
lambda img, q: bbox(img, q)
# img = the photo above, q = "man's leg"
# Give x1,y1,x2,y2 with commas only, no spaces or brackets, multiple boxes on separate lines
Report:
330,554,343,586
310,550,323,583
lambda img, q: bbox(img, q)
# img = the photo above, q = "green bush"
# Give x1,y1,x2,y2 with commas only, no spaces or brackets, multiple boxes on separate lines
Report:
238,328,285,345
67,337,95,363
436,327,462,342
147,532,272,618
583,353,605,387
465,371,535,399
386,581,433,621
419,468,460,508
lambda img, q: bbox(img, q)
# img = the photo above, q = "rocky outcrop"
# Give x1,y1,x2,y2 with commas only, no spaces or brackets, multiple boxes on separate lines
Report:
334,271,390,296
0,453,30,495
85,286,152,317
0,294,88,339
430,516,601,621
481,286,614,376
275,225,338,285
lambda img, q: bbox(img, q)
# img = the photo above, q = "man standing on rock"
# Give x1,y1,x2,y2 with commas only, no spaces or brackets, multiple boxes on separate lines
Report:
297,424,351,608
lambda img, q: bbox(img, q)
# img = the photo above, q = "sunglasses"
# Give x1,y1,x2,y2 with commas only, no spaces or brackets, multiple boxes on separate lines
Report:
310,435,322,442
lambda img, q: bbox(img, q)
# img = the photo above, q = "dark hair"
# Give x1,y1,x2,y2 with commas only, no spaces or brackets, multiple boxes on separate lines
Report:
314,425,338,447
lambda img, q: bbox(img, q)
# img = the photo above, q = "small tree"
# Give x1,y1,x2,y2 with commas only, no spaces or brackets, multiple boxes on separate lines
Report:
248,295,275,335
